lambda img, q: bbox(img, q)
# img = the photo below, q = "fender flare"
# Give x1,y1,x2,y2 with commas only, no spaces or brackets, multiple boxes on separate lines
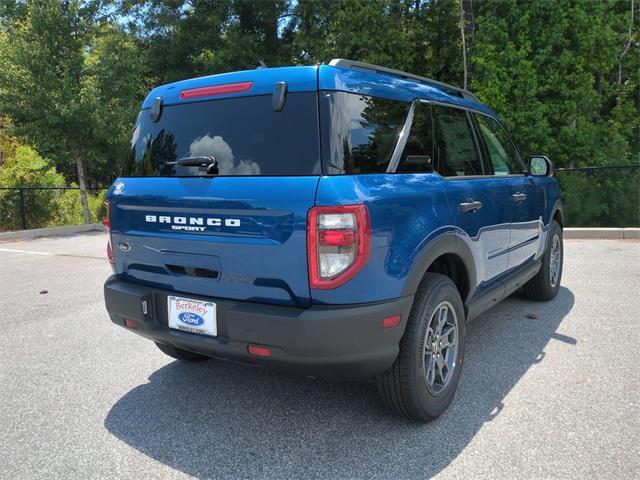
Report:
400,233,477,302
541,199,564,252
550,199,564,228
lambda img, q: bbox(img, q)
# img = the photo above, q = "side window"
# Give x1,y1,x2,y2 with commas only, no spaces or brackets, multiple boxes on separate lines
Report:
318,92,411,174
432,105,484,176
474,114,522,175
396,102,434,173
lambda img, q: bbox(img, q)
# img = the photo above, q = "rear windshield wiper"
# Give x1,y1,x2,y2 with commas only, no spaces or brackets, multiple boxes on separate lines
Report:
167,156,218,175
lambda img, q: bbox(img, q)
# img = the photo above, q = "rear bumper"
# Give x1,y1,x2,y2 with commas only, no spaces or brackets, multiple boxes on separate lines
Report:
104,276,413,379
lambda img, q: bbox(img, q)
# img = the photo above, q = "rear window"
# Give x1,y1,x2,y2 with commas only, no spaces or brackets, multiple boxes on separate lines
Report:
319,91,411,174
122,92,321,176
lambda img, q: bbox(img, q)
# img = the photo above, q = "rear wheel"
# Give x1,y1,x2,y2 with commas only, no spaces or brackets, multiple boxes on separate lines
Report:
522,220,563,301
155,342,210,362
377,273,465,421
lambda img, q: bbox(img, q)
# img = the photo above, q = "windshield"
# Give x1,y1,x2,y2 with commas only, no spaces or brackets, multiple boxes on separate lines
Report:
122,92,321,176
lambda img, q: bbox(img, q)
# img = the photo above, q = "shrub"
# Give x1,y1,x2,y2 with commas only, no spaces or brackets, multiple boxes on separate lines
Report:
0,145,66,230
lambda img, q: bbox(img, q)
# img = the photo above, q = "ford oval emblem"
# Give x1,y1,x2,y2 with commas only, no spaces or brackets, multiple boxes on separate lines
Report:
179,312,204,326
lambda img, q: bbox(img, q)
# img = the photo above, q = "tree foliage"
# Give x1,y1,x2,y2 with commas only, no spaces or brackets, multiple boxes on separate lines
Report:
0,144,65,187
471,0,639,167
0,0,638,226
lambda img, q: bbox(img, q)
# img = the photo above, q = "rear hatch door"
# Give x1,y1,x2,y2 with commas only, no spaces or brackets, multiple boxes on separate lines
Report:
108,75,320,307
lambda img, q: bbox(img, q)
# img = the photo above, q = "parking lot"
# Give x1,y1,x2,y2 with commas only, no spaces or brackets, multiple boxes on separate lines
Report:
0,232,638,479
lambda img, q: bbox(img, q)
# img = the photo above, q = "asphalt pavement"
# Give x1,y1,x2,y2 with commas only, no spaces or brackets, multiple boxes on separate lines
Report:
0,232,638,479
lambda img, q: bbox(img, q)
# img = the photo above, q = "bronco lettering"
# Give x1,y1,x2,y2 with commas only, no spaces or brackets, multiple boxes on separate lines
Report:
145,215,240,228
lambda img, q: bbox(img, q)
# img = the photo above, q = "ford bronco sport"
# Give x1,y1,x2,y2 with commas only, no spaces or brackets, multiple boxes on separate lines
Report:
103,59,563,421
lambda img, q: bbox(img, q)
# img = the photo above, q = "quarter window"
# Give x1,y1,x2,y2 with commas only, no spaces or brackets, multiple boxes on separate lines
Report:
474,114,522,175
396,102,434,173
319,92,411,174
432,105,484,176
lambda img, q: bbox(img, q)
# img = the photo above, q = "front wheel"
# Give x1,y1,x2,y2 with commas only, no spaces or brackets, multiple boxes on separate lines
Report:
522,220,563,301
377,273,465,422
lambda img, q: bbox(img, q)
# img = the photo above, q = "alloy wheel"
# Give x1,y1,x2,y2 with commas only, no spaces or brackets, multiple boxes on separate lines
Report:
549,234,561,288
423,301,459,394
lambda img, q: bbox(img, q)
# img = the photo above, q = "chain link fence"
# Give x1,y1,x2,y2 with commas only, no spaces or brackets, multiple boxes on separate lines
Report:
0,187,107,232
555,165,639,228
0,165,638,231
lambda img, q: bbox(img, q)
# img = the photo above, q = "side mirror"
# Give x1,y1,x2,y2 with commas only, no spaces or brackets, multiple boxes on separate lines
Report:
528,155,554,177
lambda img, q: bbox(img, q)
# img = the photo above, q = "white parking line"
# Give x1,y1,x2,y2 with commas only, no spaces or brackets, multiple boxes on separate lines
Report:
0,247,103,259
0,247,52,255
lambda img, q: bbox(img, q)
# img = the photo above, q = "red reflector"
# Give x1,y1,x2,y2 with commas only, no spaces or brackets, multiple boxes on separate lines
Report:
124,318,140,330
383,315,401,329
102,200,111,230
107,240,115,264
318,229,356,246
103,200,114,264
179,81,253,100
247,345,272,357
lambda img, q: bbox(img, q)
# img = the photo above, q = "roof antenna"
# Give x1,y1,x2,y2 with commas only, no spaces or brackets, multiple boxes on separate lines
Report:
257,60,268,69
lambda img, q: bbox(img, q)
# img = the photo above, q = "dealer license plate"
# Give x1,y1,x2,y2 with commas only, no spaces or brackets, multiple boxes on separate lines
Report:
167,296,217,337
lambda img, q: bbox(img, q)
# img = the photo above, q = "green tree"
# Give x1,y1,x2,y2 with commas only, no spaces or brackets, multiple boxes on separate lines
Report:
292,0,466,85
0,1,146,222
0,116,17,166
0,1,99,221
470,0,638,167
84,23,153,180
120,0,294,84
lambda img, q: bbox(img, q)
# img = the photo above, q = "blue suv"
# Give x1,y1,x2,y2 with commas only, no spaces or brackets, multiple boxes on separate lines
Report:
103,59,563,421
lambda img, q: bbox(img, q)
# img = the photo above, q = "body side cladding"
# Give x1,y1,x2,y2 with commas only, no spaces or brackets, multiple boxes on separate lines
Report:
465,259,541,322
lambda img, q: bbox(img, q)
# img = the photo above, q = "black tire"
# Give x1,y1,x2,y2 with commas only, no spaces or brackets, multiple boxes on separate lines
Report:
522,220,563,301
155,342,210,362
377,273,465,422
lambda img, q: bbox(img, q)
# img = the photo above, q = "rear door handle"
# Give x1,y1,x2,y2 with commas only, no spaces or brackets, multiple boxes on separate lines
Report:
459,201,483,213
512,192,527,202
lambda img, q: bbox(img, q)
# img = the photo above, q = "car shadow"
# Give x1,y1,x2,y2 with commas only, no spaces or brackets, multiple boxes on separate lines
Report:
105,287,575,479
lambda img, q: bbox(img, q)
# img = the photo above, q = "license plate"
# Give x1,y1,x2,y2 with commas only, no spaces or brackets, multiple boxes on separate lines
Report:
167,296,217,337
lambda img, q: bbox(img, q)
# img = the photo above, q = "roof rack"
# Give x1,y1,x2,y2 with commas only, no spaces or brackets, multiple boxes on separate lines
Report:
328,58,480,103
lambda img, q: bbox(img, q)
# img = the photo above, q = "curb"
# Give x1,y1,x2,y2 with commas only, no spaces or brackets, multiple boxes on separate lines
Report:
564,228,640,240
0,223,104,241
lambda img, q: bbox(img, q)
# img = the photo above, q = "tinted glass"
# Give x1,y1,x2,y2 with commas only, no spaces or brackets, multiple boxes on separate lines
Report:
474,114,522,175
319,91,410,174
122,93,321,176
432,105,484,176
396,102,434,173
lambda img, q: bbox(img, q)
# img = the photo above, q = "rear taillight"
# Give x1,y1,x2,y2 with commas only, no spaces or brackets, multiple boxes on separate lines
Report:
307,205,371,289
103,200,114,264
